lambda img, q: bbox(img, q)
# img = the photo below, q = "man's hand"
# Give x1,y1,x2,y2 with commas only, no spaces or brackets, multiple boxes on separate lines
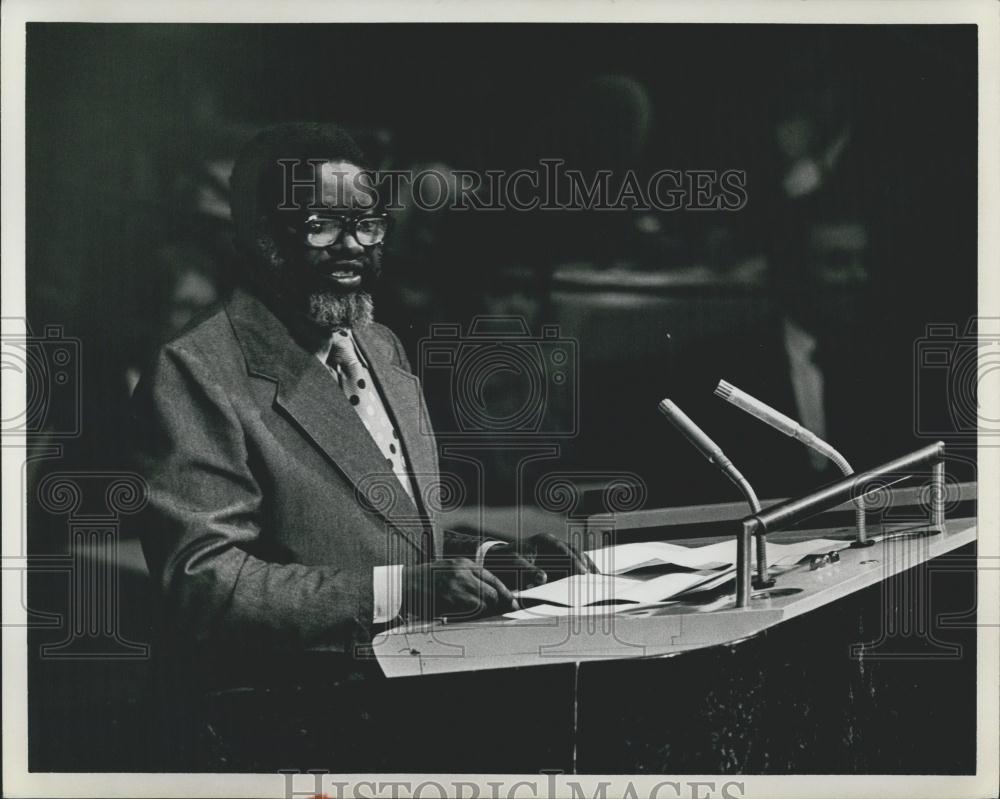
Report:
401,558,518,620
484,533,596,592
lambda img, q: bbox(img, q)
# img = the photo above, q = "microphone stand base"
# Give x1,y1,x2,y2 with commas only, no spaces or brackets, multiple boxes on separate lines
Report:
752,576,776,590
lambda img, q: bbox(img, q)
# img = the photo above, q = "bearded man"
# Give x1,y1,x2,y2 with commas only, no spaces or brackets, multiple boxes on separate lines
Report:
130,122,588,664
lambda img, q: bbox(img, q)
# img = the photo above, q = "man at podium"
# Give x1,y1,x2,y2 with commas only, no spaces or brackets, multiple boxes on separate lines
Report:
129,122,589,662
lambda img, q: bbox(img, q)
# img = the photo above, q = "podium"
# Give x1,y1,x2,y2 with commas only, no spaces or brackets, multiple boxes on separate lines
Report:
373,515,976,677
375,442,973,676
358,473,977,773
193,450,978,773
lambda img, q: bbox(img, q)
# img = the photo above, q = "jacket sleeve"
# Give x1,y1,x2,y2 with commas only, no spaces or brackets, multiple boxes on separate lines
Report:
442,527,488,558
131,343,374,652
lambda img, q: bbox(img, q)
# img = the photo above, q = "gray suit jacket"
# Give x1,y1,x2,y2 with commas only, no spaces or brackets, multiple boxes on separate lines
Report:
131,287,443,653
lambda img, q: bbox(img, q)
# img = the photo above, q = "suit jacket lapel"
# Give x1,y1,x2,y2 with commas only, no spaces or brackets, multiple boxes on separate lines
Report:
353,328,439,534
225,288,429,558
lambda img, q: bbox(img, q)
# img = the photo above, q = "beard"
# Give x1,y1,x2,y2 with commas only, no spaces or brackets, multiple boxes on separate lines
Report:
250,224,378,331
305,289,374,330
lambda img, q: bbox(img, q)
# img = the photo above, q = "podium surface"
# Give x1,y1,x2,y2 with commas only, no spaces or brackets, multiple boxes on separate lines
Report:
374,489,977,679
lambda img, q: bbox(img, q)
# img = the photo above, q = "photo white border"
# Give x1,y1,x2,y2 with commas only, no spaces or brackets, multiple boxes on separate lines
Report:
3,1,997,797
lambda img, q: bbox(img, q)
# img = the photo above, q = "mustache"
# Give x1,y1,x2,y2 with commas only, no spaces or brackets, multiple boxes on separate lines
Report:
315,251,378,271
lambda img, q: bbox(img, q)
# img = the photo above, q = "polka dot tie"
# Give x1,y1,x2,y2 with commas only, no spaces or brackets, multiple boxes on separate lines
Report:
328,329,416,503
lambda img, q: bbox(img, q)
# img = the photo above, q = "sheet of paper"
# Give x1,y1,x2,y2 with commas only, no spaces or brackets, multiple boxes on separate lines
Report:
675,568,736,595
514,571,724,607
504,604,576,620
506,539,852,615
586,537,850,575
669,539,852,596
514,574,640,606
507,537,848,613
503,600,679,620
585,541,732,574
615,571,726,603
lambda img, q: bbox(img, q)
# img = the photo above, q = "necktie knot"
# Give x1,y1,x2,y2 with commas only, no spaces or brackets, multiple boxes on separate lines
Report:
328,331,363,374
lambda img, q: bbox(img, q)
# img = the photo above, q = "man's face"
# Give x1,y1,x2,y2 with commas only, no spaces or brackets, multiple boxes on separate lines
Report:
274,160,382,330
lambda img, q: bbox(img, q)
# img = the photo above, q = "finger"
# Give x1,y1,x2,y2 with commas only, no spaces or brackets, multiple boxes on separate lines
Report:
475,567,519,610
495,553,546,590
470,582,498,612
441,584,490,619
451,571,499,613
435,563,485,618
519,560,548,588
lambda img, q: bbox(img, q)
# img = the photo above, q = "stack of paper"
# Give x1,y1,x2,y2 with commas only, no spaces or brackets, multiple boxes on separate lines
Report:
504,600,679,621
514,570,726,608
584,537,848,576
584,541,732,574
505,537,850,619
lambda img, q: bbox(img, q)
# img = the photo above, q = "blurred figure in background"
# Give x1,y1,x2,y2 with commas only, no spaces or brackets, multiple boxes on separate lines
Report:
766,77,871,469
662,66,900,503
526,73,654,268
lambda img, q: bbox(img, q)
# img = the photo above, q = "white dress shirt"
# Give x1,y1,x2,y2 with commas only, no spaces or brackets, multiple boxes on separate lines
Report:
315,335,411,624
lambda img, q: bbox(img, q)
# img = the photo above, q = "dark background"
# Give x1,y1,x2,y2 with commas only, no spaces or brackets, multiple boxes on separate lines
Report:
25,23,978,506
22,23,979,772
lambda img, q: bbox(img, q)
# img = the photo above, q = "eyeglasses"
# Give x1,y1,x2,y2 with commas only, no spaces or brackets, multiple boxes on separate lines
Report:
297,213,390,248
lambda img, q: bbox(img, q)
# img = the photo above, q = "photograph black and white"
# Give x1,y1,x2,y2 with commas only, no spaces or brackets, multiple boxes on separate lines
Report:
2,2,998,798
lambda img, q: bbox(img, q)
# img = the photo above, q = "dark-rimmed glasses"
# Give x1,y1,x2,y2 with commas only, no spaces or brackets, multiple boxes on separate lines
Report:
296,213,390,248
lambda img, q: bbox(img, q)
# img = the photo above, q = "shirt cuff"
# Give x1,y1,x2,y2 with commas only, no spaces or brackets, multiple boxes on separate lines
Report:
373,564,405,624
475,539,507,568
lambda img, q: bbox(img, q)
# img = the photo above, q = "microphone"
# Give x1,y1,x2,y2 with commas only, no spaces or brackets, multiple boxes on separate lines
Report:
714,379,871,546
657,398,761,514
658,399,773,588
